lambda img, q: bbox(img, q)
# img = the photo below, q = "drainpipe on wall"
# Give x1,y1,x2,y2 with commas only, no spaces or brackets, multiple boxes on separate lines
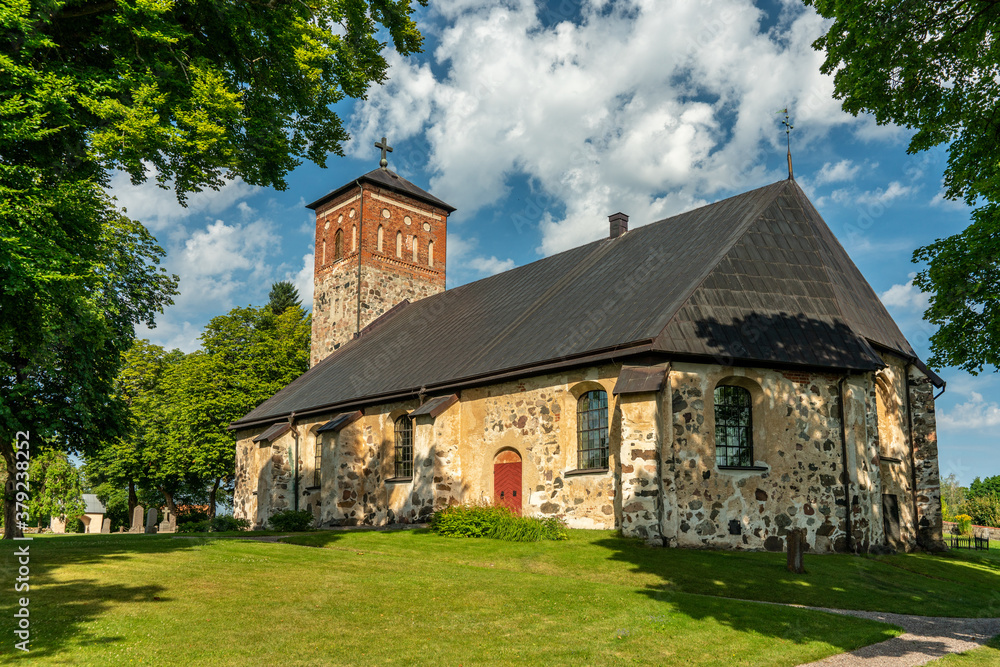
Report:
355,180,364,336
904,363,919,543
288,413,300,512
838,375,853,554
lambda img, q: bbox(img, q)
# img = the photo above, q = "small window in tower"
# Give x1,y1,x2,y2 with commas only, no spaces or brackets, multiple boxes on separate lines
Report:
348,208,355,218
377,225,384,252
323,217,330,231
396,231,402,258
404,215,412,226
322,240,326,265
338,214,343,224
334,229,343,260
423,222,431,232
428,241,434,267
412,236,418,262
352,225,357,251
382,208,390,218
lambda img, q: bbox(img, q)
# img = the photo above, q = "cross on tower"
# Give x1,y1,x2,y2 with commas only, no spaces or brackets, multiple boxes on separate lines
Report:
375,136,393,170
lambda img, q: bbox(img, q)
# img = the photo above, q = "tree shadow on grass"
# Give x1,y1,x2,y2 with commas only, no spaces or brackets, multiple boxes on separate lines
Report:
588,535,1000,657
592,535,1000,619
0,534,212,662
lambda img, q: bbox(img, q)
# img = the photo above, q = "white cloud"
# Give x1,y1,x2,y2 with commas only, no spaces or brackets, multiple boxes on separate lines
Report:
856,181,915,207
938,392,1000,431
171,218,280,310
286,253,315,311
467,256,516,276
107,164,258,232
879,274,928,312
135,319,203,354
350,0,865,256
814,159,859,185
929,190,971,212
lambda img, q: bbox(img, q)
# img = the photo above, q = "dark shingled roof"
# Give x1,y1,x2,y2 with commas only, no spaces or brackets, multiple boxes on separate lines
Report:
305,168,457,213
232,179,938,429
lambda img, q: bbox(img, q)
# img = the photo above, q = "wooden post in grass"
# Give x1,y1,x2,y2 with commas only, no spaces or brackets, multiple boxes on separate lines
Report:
787,528,806,574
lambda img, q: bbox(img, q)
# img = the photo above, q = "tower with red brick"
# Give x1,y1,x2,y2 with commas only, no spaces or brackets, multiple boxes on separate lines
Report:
305,165,455,366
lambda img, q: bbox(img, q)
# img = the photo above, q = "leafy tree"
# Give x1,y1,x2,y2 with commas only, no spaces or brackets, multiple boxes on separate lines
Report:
940,473,966,521
269,281,303,316
968,475,1000,501
1,0,427,539
28,450,85,530
806,0,1000,373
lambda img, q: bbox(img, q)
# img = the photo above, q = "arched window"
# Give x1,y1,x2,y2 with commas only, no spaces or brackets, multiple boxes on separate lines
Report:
314,435,322,487
396,231,402,258
377,225,384,252
321,239,326,265
715,385,752,467
577,390,608,470
394,415,413,478
428,240,435,267
412,235,418,262
352,224,357,251
334,229,343,260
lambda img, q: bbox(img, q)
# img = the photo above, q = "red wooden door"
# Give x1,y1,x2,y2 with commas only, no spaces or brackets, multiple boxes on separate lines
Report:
493,450,522,515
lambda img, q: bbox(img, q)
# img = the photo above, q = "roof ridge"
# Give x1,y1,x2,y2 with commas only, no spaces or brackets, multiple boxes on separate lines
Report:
650,180,790,347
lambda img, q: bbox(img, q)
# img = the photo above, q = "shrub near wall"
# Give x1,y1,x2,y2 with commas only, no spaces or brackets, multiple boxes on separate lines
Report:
430,504,568,542
965,496,1000,529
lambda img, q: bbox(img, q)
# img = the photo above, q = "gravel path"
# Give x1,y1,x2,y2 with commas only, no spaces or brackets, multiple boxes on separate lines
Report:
797,607,1000,666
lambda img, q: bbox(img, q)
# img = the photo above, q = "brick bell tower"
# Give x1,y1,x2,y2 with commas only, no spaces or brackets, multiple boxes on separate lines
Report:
305,137,456,366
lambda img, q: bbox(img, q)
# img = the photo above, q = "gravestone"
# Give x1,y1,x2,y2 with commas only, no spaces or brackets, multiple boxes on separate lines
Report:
158,510,176,534
101,517,111,534
129,506,144,533
786,528,806,574
145,508,158,534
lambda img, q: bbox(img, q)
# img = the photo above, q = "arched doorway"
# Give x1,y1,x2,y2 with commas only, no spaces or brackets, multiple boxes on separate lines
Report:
493,450,522,515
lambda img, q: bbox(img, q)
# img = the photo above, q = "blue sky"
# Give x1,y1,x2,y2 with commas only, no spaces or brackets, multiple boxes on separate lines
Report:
110,0,997,486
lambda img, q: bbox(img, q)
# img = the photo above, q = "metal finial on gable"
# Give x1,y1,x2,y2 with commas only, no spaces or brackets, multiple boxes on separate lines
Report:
375,136,393,170
777,108,794,180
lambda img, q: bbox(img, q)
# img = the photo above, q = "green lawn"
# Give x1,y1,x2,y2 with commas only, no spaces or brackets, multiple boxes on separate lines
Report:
284,529,1000,618
931,635,1000,665
0,529,996,666
0,530,898,666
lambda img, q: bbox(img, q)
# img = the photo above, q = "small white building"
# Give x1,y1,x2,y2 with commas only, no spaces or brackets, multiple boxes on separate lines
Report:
49,494,106,533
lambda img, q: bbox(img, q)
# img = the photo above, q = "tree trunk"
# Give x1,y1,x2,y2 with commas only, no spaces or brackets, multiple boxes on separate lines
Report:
208,478,220,520
159,486,177,517
128,479,137,519
1,432,25,540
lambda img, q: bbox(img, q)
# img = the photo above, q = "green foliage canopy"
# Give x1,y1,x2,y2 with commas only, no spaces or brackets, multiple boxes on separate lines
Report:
806,0,1000,373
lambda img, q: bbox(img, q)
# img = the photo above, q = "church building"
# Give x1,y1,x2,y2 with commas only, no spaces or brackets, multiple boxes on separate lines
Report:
231,145,946,554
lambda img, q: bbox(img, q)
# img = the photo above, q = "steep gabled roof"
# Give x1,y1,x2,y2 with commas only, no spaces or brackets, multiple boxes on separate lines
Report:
305,168,457,213
232,179,934,429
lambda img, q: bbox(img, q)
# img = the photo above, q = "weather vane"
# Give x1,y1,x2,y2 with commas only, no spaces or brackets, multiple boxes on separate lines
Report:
777,108,793,179
375,136,393,170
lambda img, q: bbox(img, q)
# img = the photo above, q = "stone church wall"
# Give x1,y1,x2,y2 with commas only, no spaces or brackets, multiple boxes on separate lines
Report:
234,353,942,554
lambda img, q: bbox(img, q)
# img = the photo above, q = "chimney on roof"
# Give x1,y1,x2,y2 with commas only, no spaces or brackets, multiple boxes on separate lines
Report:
609,212,629,238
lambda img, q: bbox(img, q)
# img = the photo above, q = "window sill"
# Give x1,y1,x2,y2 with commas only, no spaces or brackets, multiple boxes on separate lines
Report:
385,477,413,484
564,468,609,477
304,486,320,491
718,465,769,472
879,455,903,464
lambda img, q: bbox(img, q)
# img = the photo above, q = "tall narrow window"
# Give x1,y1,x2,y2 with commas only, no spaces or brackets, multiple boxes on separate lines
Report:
577,390,609,470
396,230,402,258
334,229,343,260
715,385,752,467
428,240,435,267
322,239,326,265
394,415,413,478
314,437,322,487
352,224,357,251
377,225,384,252
412,235,418,262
